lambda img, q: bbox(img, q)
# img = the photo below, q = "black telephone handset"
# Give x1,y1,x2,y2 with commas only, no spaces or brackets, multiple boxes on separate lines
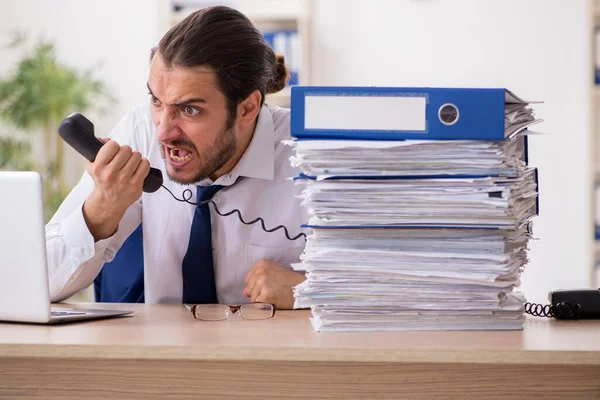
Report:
59,113,307,242
58,112,163,193
525,289,600,320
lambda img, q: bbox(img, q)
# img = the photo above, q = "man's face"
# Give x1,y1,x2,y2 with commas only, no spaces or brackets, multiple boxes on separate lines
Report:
147,53,237,184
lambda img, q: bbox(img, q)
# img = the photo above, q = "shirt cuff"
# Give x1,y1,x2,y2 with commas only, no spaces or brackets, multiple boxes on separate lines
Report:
61,203,114,263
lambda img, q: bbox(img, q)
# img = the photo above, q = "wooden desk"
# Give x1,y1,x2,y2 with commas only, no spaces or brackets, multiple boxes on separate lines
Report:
0,303,599,399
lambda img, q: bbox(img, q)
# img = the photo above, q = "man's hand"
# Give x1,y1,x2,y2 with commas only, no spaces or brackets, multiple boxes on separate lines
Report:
83,139,150,241
244,259,306,309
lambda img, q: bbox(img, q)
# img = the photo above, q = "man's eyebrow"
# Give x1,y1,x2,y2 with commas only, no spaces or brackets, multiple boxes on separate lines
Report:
146,82,155,96
172,97,207,107
146,82,207,107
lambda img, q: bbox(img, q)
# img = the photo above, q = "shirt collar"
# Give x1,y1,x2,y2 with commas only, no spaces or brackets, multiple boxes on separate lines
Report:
212,104,275,187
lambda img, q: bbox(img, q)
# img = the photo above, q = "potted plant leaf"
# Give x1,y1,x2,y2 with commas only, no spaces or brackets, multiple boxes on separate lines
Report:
0,32,114,220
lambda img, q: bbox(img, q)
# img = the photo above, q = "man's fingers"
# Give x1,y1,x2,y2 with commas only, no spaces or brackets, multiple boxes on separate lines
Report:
94,140,120,166
250,285,262,303
255,288,274,305
107,145,134,172
244,264,257,285
245,272,259,298
244,261,263,297
132,158,151,183
120,151,143,176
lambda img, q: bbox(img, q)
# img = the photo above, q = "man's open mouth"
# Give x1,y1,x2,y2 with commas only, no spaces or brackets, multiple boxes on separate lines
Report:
165,146,193,165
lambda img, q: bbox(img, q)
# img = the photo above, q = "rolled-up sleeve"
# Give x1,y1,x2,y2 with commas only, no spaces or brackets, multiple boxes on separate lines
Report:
45,106,148,302
46,198,115,301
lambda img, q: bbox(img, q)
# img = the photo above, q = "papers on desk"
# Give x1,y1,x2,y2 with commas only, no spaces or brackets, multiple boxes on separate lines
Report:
287,96,541,332
292,227,530,331
292,223,534,331
286,135,531,177
296,168,538,229
309,303,526,332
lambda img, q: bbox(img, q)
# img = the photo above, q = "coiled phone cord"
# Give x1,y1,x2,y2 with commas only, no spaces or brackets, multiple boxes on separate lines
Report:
161,185,307,242
524,301,581,319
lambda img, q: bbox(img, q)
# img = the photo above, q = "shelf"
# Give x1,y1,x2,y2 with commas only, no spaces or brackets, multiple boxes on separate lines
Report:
169,0,311,86
171,0,308,26
168,0,309,103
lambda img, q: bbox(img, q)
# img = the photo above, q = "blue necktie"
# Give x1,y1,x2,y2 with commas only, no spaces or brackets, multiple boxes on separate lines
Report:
181,185,224,304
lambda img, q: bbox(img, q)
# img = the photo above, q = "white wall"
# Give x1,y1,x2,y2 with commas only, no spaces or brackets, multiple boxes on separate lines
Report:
0,0,592,303
0,0,171,186
310,0,592,303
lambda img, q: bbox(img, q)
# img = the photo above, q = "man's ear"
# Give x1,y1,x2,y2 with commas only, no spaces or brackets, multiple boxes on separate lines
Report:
236,90,262,126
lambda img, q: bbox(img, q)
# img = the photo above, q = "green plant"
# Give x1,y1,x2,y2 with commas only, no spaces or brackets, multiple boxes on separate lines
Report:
0,137,35,170
0,33,114,220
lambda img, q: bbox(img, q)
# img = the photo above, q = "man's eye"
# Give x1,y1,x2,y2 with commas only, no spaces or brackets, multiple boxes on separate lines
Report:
184,106,200,116
150,95,161,105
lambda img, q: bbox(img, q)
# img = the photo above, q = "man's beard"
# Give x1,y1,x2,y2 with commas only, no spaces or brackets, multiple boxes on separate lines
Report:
161,125,238,185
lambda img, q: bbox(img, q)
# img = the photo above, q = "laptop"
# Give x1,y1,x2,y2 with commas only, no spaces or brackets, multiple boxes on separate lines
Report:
0,171,132,324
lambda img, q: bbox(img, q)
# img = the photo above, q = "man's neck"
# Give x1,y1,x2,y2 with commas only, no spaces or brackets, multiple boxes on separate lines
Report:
209,118,257,181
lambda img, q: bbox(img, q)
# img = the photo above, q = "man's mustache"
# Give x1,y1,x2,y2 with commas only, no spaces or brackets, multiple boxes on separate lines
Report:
162,138,197,151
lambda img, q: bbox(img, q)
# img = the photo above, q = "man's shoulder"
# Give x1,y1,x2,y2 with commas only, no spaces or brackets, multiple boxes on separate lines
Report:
130,102,153,126
123,103,154,140
113,103,152,133
265,103,291,141
108,103,155,153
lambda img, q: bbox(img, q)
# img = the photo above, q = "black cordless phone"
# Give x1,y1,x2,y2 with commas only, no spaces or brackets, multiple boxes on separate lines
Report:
58,113,163,193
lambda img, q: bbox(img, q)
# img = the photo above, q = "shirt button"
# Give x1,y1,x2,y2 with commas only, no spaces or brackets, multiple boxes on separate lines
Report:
213,197,220,203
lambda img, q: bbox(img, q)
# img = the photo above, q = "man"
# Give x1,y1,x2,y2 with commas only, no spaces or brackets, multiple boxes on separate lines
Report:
45,5,307,308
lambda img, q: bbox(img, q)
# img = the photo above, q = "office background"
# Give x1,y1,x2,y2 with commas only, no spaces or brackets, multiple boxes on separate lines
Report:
0,0,595,304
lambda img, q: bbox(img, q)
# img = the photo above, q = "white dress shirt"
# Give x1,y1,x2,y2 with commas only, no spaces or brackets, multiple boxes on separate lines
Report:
46,103,307,304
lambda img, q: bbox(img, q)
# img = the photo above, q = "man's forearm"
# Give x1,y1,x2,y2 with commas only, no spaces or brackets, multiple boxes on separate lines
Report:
82,192,127,242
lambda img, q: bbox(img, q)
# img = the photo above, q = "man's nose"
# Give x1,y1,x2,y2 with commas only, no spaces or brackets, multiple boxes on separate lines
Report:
155,111,180,143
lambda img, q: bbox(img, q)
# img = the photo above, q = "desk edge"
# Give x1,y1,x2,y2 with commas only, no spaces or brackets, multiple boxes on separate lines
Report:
1,344,599,365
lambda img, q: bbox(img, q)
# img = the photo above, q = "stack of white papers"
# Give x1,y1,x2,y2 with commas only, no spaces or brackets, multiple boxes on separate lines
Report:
287,135,539,332
297,168,539,229
287,136,531,177
292,227,530,331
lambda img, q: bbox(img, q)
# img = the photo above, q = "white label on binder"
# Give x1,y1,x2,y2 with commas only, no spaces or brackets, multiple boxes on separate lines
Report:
304,95,427,131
